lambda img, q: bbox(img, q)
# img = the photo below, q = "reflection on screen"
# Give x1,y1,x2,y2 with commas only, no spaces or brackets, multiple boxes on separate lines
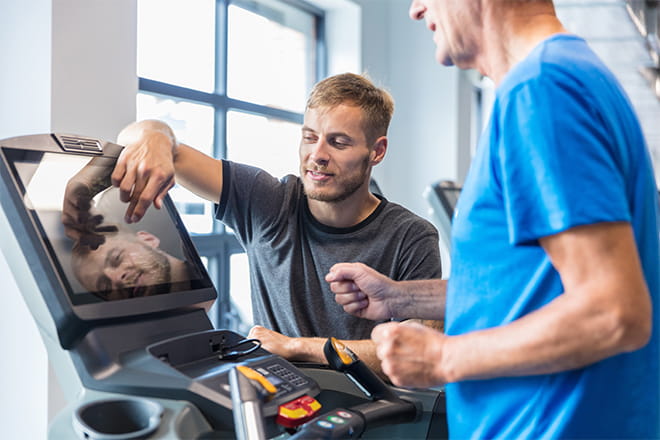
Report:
5,148,210,305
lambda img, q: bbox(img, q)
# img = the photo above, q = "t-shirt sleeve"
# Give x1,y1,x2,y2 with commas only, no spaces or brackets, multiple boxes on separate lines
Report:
215,161,294,246
395,219,443,280
496,69,631,245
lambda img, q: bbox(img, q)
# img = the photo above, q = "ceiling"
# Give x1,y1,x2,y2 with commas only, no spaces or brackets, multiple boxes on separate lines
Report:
554,0,660,182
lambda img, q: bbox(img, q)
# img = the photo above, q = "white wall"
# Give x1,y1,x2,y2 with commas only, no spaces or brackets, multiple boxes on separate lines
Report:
51,0,138,140
0,0,52,140
308,0,362,74
353,0,465,220
0,2,53,437
0,248,49,438
0,1,137,437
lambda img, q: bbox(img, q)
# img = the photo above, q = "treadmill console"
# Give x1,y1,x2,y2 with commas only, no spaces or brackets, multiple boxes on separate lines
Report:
0,134,320,434
146,329,320,417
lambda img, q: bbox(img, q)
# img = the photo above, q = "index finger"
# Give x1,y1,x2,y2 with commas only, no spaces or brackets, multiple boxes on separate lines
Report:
111,150,128,188
116,158,138,204
125,170,174,223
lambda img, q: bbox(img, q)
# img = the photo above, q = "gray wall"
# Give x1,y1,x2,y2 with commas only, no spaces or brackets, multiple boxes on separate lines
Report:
355,0,465,220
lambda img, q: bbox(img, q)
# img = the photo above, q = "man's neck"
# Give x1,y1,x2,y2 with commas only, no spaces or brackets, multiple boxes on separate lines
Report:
478,3,567,85
307,189,381,229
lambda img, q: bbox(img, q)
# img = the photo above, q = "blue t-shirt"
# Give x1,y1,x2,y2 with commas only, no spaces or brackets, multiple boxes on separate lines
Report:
446,34,660,439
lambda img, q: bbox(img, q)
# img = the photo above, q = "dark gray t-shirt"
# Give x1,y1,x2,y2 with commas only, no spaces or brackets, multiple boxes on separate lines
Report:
216,161,442,339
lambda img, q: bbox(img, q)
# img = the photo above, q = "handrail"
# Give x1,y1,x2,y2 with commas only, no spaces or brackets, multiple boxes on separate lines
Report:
626,0,659,66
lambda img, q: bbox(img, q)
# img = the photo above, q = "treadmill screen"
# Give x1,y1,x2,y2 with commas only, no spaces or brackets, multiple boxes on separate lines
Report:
3,147,213,305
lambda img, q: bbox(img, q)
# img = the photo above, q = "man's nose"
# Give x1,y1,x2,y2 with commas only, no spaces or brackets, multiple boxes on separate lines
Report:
105,266,128,287
409,0,425,21
309,140,330,165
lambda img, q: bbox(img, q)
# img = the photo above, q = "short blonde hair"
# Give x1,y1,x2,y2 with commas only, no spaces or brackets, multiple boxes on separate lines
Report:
306,73,395,145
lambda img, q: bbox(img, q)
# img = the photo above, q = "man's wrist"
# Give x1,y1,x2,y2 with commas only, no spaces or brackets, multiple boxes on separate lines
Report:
171,138,180,162
288,337,327,364
284,336,302,359
436,334,460,384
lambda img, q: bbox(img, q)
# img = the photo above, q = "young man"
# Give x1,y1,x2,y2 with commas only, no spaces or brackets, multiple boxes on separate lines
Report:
328,1,660,438
111,73,442,372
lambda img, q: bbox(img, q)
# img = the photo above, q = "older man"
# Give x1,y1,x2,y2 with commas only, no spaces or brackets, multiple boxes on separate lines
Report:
328,1,660,438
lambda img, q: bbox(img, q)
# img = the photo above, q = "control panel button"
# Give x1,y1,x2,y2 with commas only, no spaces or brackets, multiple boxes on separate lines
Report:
276,395,322,428
328,415,346,424
317,420,334,429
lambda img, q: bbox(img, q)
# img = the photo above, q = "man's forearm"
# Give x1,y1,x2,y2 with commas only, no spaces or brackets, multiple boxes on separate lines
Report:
440,290,645,384
73,156,115,196
391,279,446,320
172,143,223,203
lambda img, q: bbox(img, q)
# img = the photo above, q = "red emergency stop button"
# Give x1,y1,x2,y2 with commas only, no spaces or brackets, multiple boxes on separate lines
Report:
276,395,322,428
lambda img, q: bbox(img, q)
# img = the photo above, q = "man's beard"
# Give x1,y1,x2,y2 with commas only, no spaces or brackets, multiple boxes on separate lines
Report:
303,156,370,203
113,243,172,299
138,243,172,295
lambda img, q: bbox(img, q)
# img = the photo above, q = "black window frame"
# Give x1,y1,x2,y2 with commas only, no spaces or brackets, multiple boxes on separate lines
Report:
138,0,327,329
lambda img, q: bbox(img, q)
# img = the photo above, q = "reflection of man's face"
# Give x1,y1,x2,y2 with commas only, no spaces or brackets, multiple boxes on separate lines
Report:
73,231,171,300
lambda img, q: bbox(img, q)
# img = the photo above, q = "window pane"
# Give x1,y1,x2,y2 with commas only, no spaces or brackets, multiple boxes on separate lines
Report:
228,0,316,112
230,253,252,331
227,110,301,178
137,0,215,92
136,93,215,234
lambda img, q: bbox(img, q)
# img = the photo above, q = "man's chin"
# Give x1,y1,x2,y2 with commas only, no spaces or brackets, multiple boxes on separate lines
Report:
437,50,454,66
306,190,337,203
304,185,346,203
303,181,329,199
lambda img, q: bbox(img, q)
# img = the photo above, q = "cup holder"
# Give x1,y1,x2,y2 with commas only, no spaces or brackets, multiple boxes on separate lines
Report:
72,397,164,440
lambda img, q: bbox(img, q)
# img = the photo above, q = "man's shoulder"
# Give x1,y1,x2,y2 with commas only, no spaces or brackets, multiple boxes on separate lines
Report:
500,34,603,98
219,161,304,224
226,161,302,193
379,200,438,233
379,198,425,220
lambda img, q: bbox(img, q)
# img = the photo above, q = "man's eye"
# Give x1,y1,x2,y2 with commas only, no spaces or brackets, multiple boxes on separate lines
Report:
303,135,316,143
109,249,122,267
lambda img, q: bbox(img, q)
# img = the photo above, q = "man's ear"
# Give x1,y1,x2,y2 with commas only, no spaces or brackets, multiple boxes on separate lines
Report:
136,230,160,248
370,136,387,166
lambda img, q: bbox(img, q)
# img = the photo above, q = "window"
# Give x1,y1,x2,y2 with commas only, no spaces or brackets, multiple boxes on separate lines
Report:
136,0,325,332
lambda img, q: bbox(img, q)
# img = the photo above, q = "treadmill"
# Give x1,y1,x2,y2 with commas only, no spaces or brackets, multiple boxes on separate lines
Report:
423,180,461,279
0,133,447,439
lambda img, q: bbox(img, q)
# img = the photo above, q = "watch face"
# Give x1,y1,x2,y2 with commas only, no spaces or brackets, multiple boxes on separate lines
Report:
4,147,213,305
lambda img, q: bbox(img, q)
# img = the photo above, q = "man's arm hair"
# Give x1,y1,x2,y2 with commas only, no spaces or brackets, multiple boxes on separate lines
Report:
172,143,223,203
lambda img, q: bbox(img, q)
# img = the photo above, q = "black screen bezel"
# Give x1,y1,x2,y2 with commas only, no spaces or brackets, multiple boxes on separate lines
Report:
0,141,216,324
